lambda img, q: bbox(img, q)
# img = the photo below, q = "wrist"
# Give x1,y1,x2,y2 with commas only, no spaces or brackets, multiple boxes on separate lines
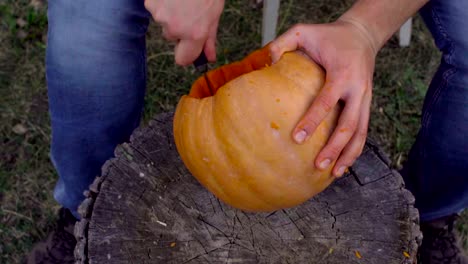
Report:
337,0,429,52
336,16,380,56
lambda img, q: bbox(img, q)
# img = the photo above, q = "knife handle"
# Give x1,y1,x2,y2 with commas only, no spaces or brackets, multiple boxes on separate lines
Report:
193,51,208,73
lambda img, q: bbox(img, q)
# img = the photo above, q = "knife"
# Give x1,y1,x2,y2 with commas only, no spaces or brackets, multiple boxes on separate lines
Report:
193,51,215,94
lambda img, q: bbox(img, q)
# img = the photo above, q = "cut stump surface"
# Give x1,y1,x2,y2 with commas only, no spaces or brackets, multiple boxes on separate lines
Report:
74,112,421,264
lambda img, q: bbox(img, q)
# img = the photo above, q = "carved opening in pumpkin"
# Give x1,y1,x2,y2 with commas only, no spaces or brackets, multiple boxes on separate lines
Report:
189,46,272,99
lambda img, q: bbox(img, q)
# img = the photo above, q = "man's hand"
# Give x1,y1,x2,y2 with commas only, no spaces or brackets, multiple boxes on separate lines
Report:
269,20,377,177
145,0,225,65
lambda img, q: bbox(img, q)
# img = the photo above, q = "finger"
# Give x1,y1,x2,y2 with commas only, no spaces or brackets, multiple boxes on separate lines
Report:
292,79,340,145
333,87,371,177
314,83,363,171
204,20,220,62
204,37,217,62
268,24,307,63
174,38,205,66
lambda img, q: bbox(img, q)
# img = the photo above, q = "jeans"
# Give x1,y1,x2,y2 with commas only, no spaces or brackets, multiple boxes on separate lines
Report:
46,0,467,220
401,0,468,221
47,0,150,218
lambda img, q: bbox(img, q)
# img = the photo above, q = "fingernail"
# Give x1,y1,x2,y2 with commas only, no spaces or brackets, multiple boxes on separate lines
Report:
294,130,307,143
335,166,346,177
319,159,331,169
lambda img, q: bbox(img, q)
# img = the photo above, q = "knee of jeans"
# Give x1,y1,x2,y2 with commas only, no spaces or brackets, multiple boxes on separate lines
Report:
46,0,149,92
46,1,149,122
420,0,468,70
47,0,150,50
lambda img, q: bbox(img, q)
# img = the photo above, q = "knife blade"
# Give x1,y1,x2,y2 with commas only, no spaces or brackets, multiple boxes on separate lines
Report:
193,51,215,94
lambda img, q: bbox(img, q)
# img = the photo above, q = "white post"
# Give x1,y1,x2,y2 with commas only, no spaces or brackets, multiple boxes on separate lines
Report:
262,0,280,46
399,18,412,47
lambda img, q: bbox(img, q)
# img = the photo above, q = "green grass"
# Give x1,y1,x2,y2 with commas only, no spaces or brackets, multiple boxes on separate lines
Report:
0,0,466,262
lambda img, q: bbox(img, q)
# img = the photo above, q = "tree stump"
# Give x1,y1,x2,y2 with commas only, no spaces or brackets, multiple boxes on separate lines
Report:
74,112,421,264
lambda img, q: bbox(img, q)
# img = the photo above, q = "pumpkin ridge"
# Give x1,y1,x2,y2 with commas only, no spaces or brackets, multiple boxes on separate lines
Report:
224,80,293,206
213,69,312,210
274,53,325,100
246,66,321,205
207,99,269,210
194,98,230,200
175,97,235,206
211,85,278,210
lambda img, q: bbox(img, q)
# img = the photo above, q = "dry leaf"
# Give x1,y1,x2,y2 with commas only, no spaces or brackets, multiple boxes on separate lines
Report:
30,0,45,10
12,124,27,135
16,18,27,28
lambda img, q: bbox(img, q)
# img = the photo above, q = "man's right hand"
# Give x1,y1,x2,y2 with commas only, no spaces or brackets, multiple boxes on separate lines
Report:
144,0,225,65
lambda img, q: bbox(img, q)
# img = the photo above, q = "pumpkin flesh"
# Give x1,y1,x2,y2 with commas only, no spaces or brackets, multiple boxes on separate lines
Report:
173,47,340,212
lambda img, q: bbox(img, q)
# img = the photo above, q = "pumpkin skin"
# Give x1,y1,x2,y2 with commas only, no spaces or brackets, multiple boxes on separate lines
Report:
173,46,341,212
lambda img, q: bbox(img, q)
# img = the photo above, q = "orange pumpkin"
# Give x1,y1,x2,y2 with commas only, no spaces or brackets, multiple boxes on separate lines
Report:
173,46,341,212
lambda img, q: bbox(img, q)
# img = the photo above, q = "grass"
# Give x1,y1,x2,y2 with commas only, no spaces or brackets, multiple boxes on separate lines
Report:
0,0,466,262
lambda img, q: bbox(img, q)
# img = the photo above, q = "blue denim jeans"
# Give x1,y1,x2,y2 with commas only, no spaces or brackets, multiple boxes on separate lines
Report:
46,0,150,218
47,0,467,220
401,0,468,221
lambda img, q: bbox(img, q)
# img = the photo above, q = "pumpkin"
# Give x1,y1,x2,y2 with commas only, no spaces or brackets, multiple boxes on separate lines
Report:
173,46,341,212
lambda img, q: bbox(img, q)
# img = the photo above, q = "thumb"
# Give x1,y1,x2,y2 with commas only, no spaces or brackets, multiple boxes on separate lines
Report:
268,24,307,63
175,39,205,66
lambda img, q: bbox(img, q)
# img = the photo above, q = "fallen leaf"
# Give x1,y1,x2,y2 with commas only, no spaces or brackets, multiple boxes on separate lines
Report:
16,18,27,28
12,124,27,135
30,0,45,10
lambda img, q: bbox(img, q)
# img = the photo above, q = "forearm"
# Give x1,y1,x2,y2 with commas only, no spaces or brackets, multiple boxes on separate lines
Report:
339,0,429,52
